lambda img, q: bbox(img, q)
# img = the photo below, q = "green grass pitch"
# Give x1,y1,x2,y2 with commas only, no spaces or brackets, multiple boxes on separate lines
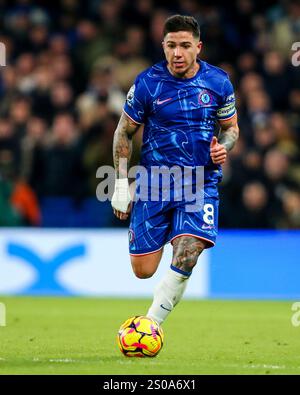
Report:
0,297,299,375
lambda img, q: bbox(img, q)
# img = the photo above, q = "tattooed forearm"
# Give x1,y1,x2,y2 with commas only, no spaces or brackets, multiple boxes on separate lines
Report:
218,125,239,152
172,236,206,273
113,112,139,178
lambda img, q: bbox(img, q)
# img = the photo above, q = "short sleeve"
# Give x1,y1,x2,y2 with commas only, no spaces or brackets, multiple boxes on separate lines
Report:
123,75,147,124
216,78,236,122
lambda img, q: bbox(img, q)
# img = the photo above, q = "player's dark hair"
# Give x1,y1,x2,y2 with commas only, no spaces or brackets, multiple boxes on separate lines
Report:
163,15,200,40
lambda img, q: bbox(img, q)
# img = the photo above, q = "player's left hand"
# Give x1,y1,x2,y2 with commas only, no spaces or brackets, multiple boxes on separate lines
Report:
210,136,227,165
111,178,133,220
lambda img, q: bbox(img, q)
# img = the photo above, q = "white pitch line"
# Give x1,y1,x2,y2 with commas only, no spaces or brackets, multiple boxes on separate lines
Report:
48,358,78,363
32,357,98,364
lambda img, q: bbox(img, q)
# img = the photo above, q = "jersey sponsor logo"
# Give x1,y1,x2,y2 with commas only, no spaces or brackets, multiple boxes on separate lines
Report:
156,97,172,105
198,90,213,106
126,84,135,107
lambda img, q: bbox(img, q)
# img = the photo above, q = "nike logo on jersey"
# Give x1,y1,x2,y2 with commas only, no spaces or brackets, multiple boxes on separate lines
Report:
160,304,172,312
202,224,214,230
156,98,172,105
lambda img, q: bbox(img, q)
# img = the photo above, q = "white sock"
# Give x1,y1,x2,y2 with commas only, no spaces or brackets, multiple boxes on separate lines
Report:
147,265,191,325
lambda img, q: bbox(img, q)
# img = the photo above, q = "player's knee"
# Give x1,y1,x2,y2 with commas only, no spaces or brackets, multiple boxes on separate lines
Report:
172,255,199,273
132,266,155,279
172,236,206,273
131,250,162,279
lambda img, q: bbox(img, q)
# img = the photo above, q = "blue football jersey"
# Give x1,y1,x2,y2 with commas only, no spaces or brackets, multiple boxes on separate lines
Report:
123,59,236,184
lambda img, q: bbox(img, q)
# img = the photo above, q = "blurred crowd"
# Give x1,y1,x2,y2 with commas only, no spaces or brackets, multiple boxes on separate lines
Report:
0,0,300,228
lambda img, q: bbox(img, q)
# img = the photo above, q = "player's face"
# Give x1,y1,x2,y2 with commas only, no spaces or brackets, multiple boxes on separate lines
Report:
162,31,202,78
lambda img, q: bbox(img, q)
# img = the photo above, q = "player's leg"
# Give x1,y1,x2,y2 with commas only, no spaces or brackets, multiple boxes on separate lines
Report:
146,235,208,325
171,235,207,273
129,199,171,279
147,185,219,325
130,248,163,279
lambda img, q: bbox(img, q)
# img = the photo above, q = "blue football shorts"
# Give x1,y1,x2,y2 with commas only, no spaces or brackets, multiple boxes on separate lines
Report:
128,182,219,256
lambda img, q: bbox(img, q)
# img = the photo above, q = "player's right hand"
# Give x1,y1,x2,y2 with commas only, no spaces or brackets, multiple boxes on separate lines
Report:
210,136,227,164
111,178,132,220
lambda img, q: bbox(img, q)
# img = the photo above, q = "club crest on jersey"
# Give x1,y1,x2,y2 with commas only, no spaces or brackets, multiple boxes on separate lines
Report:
199,90,213,106
128,229,135,244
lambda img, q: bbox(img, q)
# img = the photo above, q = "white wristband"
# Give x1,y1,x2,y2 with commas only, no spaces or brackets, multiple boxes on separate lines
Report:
111,178,131,213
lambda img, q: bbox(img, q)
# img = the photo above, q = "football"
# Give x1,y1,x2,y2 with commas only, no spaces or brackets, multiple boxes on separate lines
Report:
117,315,164,357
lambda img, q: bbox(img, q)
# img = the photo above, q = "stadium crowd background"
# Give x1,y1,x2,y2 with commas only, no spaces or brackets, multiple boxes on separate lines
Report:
0,0,299,229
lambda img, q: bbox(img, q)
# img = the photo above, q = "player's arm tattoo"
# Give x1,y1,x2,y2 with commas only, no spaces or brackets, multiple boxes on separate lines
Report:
172,236,206,273
218,114,239,152
113,112,140,178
